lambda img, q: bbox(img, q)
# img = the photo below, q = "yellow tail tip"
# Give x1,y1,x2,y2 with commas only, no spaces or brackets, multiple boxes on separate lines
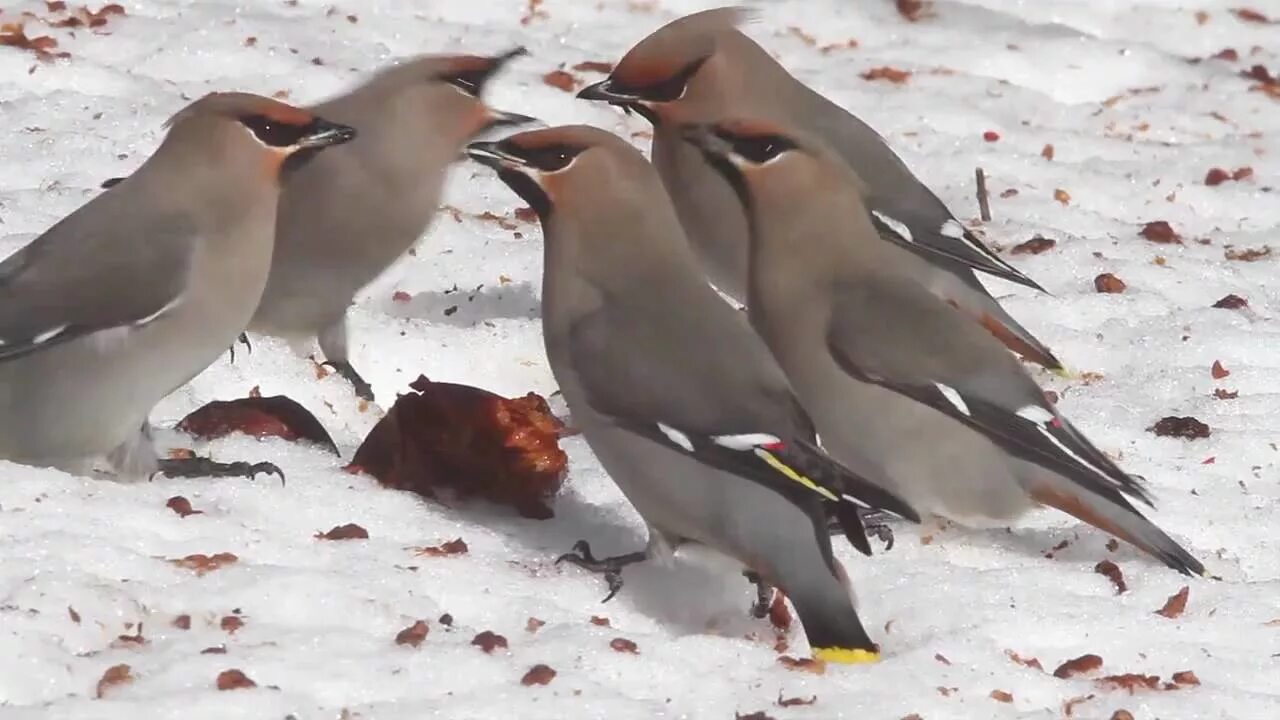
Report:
1050,366,1075,379
813,647,880,664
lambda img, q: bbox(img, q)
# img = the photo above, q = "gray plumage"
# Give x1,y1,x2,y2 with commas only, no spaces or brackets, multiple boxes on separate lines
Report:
248,51,532,399
466,125,919,662
578,7,1062,371
0,92,354,477
683,120,1203,577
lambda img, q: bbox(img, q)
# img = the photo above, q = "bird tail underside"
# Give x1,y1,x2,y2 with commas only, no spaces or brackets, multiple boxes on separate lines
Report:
1029,477,1205,577
975,304,1064,373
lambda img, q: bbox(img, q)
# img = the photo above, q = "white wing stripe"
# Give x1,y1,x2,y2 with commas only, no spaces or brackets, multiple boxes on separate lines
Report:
1015,405,1055,424
872,211,914,244
940,219,967,240
712,433,781,450
935,382,971,416
32,325,69,345
657,423,694,452
132,293,184,327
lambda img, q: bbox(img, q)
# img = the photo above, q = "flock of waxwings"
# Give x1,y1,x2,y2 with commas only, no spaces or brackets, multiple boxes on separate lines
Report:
0,8,1208,664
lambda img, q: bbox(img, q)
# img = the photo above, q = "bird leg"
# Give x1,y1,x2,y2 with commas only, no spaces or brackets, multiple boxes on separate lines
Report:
321,360,375,402
156,456,285,484
743,570,775,619
555,540,647,603
860,509,896,551
827,508,897,551
227,332,252,364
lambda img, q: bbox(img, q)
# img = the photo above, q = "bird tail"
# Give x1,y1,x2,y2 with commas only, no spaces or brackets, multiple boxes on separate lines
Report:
976,304,1064,373
943,271,1064,372
771,539,881,665
1028,477,1205,577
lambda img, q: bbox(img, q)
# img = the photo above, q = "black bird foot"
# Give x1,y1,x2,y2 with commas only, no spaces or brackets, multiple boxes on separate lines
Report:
555,540,647,603
227,332,253,364
322,360,375,402
743,570,775,619
100,176,125,189
861,509,896,551
827,509,896,552
156,456,285,484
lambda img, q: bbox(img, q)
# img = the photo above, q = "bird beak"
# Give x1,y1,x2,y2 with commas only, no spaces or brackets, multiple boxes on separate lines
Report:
492,46,530,67
297,118,357,149
576,78,641,105
472,46,529,93
465,141,528,172
482,108,539,130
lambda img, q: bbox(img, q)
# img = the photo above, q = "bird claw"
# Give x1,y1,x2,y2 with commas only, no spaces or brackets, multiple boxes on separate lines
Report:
227,332,252,364
862,511,896,551
555,540,645,603
322,360,375,402
826,509,897,552
156,456,286,485
743,570,774,619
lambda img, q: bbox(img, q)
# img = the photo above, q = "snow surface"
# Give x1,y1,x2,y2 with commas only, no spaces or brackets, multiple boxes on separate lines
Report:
1,0,1279,718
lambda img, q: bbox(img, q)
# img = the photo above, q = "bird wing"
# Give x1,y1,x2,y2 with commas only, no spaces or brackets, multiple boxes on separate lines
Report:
862,193,1045,292
809,106,1045,292
567,294,919,523
0,193,195,361
824,279,1151,509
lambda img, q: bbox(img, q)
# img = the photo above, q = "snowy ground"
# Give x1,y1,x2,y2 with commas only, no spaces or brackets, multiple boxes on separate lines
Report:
1,0,1279,718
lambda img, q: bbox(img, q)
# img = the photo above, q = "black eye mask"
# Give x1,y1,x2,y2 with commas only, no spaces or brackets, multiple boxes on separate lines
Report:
721,132,798,164
613,55,709,103
237,113,315,147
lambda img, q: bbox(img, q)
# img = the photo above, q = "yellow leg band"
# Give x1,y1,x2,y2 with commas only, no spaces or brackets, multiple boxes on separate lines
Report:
813,647,880,664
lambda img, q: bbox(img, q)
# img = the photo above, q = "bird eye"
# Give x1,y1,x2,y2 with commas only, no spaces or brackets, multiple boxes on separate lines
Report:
238,113,309,147
523,143,584,172
730,134,797,164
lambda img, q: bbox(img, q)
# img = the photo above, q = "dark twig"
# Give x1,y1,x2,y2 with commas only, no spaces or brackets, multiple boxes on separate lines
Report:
975,167,992,222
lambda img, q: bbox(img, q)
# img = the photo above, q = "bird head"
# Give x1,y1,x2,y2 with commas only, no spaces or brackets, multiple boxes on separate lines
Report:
576,7,754,126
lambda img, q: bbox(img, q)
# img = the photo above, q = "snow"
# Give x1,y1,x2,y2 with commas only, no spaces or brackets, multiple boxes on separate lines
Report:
1,0,1278,718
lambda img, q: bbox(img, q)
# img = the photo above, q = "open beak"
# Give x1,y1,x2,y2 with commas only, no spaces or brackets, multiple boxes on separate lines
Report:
474,46,529,92
482,108,539,130
465,141,528,172
493,46,529,66
298,117,357,148
576,78,641,105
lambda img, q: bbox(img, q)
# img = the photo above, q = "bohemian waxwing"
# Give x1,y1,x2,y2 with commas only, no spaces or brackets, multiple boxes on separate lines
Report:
577,7,1064,372
0,92,355,480
248,50,535,400
102,51,535,400
466,125,921,663
682,119,1203,577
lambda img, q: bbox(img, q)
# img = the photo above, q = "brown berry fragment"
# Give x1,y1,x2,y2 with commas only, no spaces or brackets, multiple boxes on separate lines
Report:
472,630,509,653
395,620,429,648
1095,560,1127,594
215,669,256,690
1094,273,1126,293
1054,654,1104,679
1149,417,1210,440
521,664,556,686
1010,235,1056,255
609,637,639,654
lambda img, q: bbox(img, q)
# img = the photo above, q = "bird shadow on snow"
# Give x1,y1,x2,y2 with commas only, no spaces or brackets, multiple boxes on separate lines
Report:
469,489,765,639
378,281,539,327
921,515,1187,579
